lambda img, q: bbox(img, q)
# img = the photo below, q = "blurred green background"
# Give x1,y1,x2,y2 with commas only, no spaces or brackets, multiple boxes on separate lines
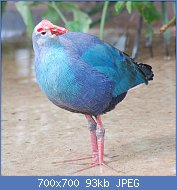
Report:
2,1,176,58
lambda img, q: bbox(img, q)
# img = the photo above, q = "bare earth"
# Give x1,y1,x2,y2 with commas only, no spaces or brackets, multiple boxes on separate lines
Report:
2,34,176,176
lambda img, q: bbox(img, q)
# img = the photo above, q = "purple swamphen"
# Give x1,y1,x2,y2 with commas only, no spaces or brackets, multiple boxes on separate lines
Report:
32,20,154,173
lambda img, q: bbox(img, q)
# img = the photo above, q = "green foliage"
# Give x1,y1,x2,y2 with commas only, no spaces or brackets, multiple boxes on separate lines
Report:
1,1,172,43
133,2,161,23
2,1,7,14
42,6,60,25
15,2,35,37
13,1,92,36
115,1,161,23
115,1,125,14
66,10,91,32
100,1,109,40
126,1,132,14
47,2,67,23
45,2,92,32
56,2,77,12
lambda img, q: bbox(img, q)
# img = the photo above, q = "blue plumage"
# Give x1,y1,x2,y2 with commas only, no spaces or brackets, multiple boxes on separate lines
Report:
32,22,153,116
32,20,154,170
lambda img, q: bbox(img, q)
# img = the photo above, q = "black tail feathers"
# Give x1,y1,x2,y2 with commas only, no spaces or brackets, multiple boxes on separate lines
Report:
138,63,154,81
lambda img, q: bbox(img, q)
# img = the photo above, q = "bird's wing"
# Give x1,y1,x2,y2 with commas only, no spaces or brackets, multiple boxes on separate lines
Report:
60,32,147,97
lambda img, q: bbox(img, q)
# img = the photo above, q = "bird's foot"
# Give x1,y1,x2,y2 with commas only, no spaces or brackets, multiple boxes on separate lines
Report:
52,154,119,175
52,153,98,165
70,161,119,175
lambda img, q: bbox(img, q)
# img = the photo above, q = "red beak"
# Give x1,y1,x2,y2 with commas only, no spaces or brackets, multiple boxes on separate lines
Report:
49,26,68,36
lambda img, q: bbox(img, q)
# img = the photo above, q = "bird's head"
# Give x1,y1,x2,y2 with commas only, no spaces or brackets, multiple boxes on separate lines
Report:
32,19,68,48
34,19,68,37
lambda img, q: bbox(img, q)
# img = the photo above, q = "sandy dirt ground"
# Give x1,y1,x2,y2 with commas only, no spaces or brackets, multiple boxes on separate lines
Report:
2,32,176,176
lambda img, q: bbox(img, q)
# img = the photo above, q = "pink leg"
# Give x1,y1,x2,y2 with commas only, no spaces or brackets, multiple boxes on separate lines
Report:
85,115,98,162
54,115,119,174
96,115,105,164
70,115,119,174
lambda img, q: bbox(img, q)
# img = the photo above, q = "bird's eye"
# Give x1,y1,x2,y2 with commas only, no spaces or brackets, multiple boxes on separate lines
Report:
41,32,46,35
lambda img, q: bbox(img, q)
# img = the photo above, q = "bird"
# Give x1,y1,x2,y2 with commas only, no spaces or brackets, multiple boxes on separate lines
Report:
32,19,154,173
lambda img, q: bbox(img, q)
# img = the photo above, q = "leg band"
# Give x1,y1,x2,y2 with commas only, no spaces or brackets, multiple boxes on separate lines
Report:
96,128,105,139
88,120,97,131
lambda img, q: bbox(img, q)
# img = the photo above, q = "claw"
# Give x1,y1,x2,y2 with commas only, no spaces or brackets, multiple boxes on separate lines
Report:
52,155,94,164
70,162,119,175
70,163,98,174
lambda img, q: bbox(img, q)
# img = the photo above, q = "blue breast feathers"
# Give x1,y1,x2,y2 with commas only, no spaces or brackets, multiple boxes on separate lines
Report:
35,42,114,116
